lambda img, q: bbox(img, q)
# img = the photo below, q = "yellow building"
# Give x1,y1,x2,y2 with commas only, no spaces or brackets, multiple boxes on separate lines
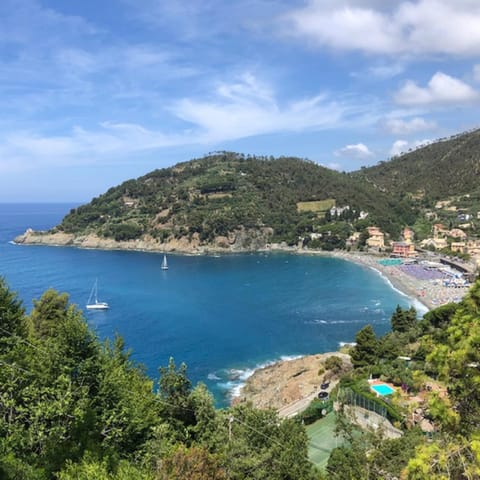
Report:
366,226,385,249
403,227,414,243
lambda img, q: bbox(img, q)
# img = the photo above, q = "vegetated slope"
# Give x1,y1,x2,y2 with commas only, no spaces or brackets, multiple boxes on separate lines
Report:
57,152,415,246
354,128,480,201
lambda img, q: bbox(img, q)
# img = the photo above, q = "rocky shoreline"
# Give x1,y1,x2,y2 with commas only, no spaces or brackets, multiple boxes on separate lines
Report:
233,352,351,415
13,227,280,255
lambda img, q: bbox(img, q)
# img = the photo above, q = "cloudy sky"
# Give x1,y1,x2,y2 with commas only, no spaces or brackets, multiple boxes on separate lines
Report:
1,0,480,201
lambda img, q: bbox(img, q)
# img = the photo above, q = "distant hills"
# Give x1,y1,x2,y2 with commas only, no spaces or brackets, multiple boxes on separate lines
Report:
355,128,480,201
41,128,480,251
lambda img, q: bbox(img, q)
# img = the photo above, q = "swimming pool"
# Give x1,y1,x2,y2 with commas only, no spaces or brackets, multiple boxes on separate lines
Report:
371,383,395,396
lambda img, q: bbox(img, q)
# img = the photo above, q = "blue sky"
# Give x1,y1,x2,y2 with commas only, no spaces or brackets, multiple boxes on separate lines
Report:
1,0,480,201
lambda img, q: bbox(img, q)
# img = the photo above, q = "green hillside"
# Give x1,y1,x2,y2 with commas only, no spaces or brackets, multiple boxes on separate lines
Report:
56,152,415,246
354,128,480,201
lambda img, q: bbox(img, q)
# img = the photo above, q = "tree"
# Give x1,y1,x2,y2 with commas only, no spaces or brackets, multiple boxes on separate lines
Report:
157,358,195,432
390,305,417,333
326,445,367,480
0,278,27,343
29,289,70,339
157,446,226,480
324,355,344,375
350,325,379,368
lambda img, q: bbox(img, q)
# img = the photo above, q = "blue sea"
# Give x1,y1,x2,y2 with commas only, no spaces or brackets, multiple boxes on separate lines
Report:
0,203,420,406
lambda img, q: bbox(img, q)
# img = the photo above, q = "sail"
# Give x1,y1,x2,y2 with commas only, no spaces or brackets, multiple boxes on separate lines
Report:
161,254,168,270
86,279,109,310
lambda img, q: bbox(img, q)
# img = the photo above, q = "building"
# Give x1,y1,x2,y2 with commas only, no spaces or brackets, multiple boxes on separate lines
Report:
466,240,480,257
448,228,467,240
366,227,385,249
420,238,448,250
329,205,350,217
450,242,466,253
403,227,414,243
346,231,361,247
433,223,447,239
392,241,416,257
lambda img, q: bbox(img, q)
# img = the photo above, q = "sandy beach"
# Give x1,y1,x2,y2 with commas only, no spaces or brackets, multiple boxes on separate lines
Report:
328,251,469,311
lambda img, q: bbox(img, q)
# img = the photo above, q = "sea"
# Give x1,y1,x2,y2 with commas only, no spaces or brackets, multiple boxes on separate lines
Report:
0,203,423,407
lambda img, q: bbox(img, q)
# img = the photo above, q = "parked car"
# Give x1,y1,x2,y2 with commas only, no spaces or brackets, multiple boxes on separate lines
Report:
320,382,330,390
318,391,329,400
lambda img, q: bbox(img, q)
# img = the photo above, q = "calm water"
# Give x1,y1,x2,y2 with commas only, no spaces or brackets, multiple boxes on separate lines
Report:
0,203,416,406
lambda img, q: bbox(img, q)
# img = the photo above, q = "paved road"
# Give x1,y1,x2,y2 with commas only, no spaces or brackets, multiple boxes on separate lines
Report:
278,380,339,418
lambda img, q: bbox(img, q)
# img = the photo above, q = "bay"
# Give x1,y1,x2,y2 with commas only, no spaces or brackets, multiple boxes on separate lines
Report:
0,203,415,406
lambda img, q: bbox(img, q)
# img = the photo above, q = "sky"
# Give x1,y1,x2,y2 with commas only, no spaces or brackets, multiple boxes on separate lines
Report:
1,0,480,202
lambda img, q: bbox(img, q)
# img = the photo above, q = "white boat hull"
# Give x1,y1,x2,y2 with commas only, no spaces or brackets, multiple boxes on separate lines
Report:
86,302,109,310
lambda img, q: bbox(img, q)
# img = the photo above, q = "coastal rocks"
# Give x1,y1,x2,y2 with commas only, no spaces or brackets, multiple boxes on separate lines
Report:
14,226,275,255
235,353,351,411
14,229,75,246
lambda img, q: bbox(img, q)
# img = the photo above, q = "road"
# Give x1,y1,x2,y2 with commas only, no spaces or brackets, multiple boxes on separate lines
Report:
278,380,339,418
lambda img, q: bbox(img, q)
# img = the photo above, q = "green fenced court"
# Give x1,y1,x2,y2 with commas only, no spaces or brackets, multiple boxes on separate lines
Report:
306,412,344,470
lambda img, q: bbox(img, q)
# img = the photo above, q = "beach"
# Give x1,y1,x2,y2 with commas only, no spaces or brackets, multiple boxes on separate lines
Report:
329,251,469,311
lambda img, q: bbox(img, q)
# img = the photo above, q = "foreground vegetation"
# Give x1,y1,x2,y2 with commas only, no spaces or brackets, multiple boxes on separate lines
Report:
322,285,480,479
1,274,480,478
0,279,317,479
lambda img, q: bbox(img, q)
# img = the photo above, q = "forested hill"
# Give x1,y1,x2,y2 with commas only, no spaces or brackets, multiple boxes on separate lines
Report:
353,128,480,201
56,152,415,247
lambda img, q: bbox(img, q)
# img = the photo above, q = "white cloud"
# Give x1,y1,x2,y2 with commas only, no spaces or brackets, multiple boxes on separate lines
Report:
394,72,479,106
286,4,400,54
284,1,480,56
389,139,409,156
0,73,359,171
368,64,405,79
335,143,373,158
0,123,183,171
382,117,436,135
321,162,342,171
171,74,348,143
389,138,432,156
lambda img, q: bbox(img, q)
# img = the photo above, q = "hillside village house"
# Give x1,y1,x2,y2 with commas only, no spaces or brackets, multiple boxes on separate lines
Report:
391,227,416,257
450,241,466,253
366,226,385,249
346,231,361,247
449,228,467,240
433,223,448,238
403,227,414,243
466,240,480,261
392,242,415,257
420,237,448,250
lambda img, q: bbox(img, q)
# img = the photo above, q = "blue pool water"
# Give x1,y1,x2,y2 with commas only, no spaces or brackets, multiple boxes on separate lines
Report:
0,203,419,406
371,384,396,396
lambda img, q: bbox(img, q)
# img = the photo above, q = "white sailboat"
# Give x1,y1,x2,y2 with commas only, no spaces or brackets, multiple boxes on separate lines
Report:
161,254,168,270
86,279,109,310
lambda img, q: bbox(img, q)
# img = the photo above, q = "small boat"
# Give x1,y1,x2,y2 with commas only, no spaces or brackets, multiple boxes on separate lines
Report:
86,279,109,310
161,254,168,270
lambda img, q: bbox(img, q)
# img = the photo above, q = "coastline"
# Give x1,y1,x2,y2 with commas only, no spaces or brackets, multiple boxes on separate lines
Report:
233,352,352,416
14,229,470,311
327,251,468,311
14,229,472,417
